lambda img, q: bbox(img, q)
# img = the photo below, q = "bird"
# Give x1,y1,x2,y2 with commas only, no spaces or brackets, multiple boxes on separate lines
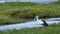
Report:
34,16,48,26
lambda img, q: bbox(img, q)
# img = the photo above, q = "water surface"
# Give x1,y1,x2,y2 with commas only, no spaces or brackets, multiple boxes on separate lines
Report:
19,0,58,4
0,17,60,31
0,0,58,4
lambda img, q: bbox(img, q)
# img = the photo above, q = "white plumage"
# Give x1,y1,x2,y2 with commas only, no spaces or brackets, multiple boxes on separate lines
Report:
34,16,44,25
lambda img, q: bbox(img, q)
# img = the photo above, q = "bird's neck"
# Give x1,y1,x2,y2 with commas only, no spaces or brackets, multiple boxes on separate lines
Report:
36,16,38,21
36,17,38,21
34,16,39,21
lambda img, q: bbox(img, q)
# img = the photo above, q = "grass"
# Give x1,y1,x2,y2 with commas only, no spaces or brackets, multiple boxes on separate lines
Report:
0,15,25,25
0,24,60,34
0,2,60,18
0,1,60,25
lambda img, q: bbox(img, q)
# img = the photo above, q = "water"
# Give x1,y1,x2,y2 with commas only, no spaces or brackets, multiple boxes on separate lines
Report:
0,0,59,31
0,18,60,31
19,0,58,4
0,1,5,3
0,0,58,4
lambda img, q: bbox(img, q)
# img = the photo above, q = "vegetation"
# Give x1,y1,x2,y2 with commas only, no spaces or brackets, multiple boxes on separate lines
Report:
0,24,60,34
0,1,60,34
0,1,60,25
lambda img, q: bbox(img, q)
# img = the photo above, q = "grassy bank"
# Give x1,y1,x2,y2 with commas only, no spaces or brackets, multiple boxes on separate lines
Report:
0,1,60,25
0,2,60,18
0,24,60,34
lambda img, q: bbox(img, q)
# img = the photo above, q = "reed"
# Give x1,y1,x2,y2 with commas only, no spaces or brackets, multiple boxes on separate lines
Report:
0,1,60,25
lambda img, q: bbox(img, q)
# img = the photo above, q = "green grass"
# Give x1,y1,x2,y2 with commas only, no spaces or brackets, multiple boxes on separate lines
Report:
0,24,60,34
0,2,60,18
0,1,60,34
0,15,26,25
0,1,60,25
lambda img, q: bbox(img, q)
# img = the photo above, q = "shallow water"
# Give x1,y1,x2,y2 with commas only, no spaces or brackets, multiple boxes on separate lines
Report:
19,0,58,4
0,18,60,31
0,1,5,3
0,0,58,4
